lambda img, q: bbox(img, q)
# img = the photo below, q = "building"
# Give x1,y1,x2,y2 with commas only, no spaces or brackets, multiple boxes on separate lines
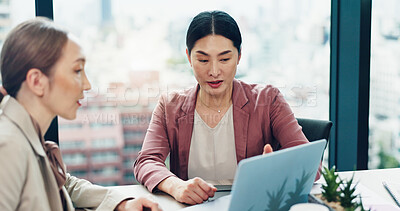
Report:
59,71,159,186
0,0,11,45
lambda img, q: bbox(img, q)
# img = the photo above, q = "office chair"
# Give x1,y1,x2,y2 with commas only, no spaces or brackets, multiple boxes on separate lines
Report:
273,118,332,150
296,118,333,149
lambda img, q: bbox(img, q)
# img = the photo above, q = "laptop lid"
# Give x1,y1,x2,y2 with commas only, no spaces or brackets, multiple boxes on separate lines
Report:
228,139,326,211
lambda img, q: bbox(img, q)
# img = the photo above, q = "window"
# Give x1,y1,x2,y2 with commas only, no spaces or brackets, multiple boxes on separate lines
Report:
59,123,83,130
123,144,142,154
368,0,400,169
69,170,88,177
54,0,330,184
92,138,116,149
95,181,118,186
59,140,85,150
91,151,119,163
123,158,134,168
0,0,35,53
121,114,151,126
123,172,135,183
92,166,119,176
123,130,144,141
63,153,87,165
90,122,114,129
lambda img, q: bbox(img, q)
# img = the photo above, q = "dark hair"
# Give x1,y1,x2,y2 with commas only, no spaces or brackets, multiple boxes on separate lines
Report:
0,17,68,101
186,10,242,56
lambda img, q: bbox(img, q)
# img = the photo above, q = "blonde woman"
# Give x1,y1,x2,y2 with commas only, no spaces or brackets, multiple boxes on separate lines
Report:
0,18,160,211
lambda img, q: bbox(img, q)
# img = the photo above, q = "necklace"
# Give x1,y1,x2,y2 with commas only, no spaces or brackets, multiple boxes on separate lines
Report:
198,96,231,113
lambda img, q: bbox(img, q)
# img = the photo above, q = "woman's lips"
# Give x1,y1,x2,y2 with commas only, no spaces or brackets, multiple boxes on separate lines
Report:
207,80,223,88
77,101,82,106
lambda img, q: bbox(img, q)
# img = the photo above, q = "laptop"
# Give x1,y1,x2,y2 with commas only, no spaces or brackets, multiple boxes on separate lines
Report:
181,139,326,211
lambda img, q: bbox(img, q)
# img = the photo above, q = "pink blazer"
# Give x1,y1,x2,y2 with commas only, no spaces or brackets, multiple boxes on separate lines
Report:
134,79,315,192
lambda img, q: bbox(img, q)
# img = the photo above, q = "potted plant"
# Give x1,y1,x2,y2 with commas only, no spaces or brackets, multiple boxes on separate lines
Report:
339,174,359,210
314,166,368,211
319,166,342,210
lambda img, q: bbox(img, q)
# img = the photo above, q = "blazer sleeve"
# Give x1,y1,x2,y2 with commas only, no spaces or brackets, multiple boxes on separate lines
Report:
269,88,308,148
268,88,321,180
64,173,130,211
133,94,176,192
0,138,27,211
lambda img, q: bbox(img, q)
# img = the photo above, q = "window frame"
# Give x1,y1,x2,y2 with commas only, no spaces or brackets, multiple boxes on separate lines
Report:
39,0,373,170
36,0,59,143
329,0,371,170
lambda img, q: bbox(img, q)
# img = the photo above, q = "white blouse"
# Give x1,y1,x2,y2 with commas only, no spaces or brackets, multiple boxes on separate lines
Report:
188,105,237,180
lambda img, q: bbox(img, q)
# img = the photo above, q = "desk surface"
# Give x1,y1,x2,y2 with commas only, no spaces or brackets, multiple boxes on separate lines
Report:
337,168,400,207
111,168,400,211
110,185,187,211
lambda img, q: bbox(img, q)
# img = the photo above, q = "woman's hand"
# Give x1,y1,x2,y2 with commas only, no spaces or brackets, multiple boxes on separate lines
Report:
115,197,162,211
263,144,273,154
172,177,217,204
157,177,217,205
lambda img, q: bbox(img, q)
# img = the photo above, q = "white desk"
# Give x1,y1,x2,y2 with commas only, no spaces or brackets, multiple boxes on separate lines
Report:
337,168,400,207
111,168,400,210
110,185,187,211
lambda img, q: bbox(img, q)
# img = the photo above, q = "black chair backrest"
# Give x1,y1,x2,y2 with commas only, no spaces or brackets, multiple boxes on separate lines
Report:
272,118,333,151
296,118,333,149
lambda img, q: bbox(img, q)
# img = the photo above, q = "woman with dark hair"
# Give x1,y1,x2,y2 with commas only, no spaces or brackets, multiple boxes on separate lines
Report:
134,11,317,205
0,18,160,211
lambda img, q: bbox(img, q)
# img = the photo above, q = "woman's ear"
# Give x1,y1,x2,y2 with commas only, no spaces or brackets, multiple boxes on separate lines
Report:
186,49,192,66
25,68,48,97
237,48,242,65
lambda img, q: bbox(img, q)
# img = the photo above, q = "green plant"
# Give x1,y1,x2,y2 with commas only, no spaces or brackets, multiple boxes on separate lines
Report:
356,196,371,211
319,166,371,210
339,173,358,209
321,166,341,202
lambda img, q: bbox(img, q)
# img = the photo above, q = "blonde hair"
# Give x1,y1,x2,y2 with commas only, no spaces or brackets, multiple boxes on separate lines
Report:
0,17,68,101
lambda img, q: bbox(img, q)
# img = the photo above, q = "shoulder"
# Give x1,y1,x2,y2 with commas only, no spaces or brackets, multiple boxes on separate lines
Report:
0,115,31,155
149,86,196,120
156,86,196,115
0,116,31,180
0,117,33,210
235,79,281,99
160,86,194,105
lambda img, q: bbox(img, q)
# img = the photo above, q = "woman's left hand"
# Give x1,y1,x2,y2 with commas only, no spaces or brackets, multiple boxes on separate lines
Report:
263,144,273,154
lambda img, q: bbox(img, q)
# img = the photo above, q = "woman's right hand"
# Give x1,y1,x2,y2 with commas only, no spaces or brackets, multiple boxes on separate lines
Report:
157,177,217,205
115,197,162,211
263,144,273,154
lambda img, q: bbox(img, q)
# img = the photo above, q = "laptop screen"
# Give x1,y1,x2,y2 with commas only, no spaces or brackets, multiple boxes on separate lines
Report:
228,139,326,211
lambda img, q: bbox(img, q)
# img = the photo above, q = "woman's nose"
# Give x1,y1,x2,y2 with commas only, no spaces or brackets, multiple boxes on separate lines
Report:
82,73,91,91
209,61,220,77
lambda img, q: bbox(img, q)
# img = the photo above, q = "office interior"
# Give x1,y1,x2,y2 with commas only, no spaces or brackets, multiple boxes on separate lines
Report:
0,0,398,187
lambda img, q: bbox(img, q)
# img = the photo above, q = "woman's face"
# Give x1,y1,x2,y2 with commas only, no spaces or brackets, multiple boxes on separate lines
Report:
187,35,241,98
43,37,91,120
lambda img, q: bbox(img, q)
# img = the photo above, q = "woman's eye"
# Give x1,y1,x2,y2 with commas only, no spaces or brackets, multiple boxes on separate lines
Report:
221,58,230,62
75,63,85,74
199,60,208,63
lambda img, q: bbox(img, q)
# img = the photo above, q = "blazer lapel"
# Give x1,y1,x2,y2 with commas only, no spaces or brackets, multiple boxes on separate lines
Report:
1,96,63,210
38,156,64,210
1,96,46,157
177,85,198,180
232,79,250,163
62,187,75,211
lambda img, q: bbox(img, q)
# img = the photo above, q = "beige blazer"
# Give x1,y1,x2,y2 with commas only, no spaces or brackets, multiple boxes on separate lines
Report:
0,96,128,211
